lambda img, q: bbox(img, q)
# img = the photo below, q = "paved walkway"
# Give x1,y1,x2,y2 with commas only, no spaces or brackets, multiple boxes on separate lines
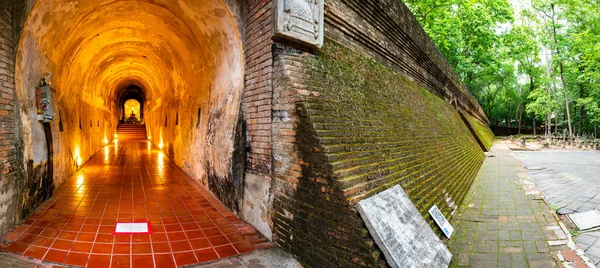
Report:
448,143,582,267
0,247,300,268
577,232,600,267
514,151,600,267
513,151,600,215
0,141,276,267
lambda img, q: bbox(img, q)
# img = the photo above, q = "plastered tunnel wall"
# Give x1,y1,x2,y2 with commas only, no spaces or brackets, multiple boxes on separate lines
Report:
0,0,495,267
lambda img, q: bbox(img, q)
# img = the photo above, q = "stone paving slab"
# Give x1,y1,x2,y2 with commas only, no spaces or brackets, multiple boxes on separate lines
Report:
185,247,301,268
0,252,47,268
513,151,600,215
570,210,600,231
513,150,600,267
448,143,571,267
575,232,600,266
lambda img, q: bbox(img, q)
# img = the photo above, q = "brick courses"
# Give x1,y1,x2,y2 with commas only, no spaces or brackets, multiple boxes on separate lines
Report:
244,0,274,175
0,9,20,235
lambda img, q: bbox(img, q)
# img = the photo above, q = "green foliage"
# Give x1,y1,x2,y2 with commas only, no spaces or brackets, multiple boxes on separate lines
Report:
526,88,557,119
406,0,600,137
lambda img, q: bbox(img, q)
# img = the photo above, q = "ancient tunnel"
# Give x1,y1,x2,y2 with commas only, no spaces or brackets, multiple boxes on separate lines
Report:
15,0,244,214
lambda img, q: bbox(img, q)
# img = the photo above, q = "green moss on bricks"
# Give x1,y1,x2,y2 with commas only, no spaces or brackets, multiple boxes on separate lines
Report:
304,39,485,229
463,113,495,151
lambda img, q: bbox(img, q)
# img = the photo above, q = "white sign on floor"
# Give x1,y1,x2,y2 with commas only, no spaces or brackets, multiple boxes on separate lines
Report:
114,222,152,234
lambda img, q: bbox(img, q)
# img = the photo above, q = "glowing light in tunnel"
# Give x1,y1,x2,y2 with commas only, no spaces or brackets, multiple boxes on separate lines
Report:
104,146,109,162
159,131,164,149
74,146,82,168
147,141,152,154
157,151,164,170
124,99,141,118
77,174,84,187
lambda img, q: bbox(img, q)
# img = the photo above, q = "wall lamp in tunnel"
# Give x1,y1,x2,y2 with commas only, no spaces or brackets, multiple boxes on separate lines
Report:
74,146,81,170
75,156,82,170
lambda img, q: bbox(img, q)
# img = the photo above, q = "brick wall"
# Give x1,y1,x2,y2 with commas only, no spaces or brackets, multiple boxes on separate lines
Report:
0,9,20,235
270,39,485,268
244,0,274,175
238,1,494,266
324,0,489,126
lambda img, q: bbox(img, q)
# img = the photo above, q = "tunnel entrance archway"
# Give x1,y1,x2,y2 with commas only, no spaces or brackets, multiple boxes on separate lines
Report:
15,0,246,215
118,85,145,124
123,99,141,124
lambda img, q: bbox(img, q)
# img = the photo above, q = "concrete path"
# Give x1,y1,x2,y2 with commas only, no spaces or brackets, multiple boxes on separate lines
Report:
186,247,301,268
448,143,586,267
513,151,600,215
514,151,600,267
0,252,45,268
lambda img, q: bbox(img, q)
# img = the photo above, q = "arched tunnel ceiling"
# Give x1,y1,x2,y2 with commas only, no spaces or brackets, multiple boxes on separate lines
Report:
20,0,243,109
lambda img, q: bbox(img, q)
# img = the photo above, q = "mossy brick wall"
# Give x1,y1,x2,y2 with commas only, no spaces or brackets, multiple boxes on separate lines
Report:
0,9,21,235
462,112,495,152
271,40,485,267
324,0,490,126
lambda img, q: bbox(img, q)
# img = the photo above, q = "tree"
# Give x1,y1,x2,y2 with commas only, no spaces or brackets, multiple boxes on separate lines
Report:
531,0,574,138
406,0,600,139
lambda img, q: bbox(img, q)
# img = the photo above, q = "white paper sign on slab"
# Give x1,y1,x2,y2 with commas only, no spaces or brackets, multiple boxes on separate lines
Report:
356,186,452,268
429,205,454,238
114,222,151,234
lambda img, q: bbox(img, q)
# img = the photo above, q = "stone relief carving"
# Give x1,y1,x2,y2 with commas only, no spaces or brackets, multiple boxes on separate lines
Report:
274,0,324,48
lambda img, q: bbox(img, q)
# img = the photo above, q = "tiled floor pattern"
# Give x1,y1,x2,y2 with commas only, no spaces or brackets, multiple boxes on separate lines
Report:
448,144,569,267
1,141,270,267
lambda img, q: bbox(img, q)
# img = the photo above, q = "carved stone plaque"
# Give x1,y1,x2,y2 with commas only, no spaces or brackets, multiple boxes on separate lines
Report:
356,186,452,268
274,0,324,48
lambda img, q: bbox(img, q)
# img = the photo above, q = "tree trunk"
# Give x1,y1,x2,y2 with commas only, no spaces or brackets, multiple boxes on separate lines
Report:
516,102,523,135
555,115,559,136
551,4,573,138
533,117,536,136
547,113,552,141
578,106,583,137
508,103,512,129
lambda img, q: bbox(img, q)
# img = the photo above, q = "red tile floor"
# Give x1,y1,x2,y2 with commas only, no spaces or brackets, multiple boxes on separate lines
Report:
1,140,270,267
